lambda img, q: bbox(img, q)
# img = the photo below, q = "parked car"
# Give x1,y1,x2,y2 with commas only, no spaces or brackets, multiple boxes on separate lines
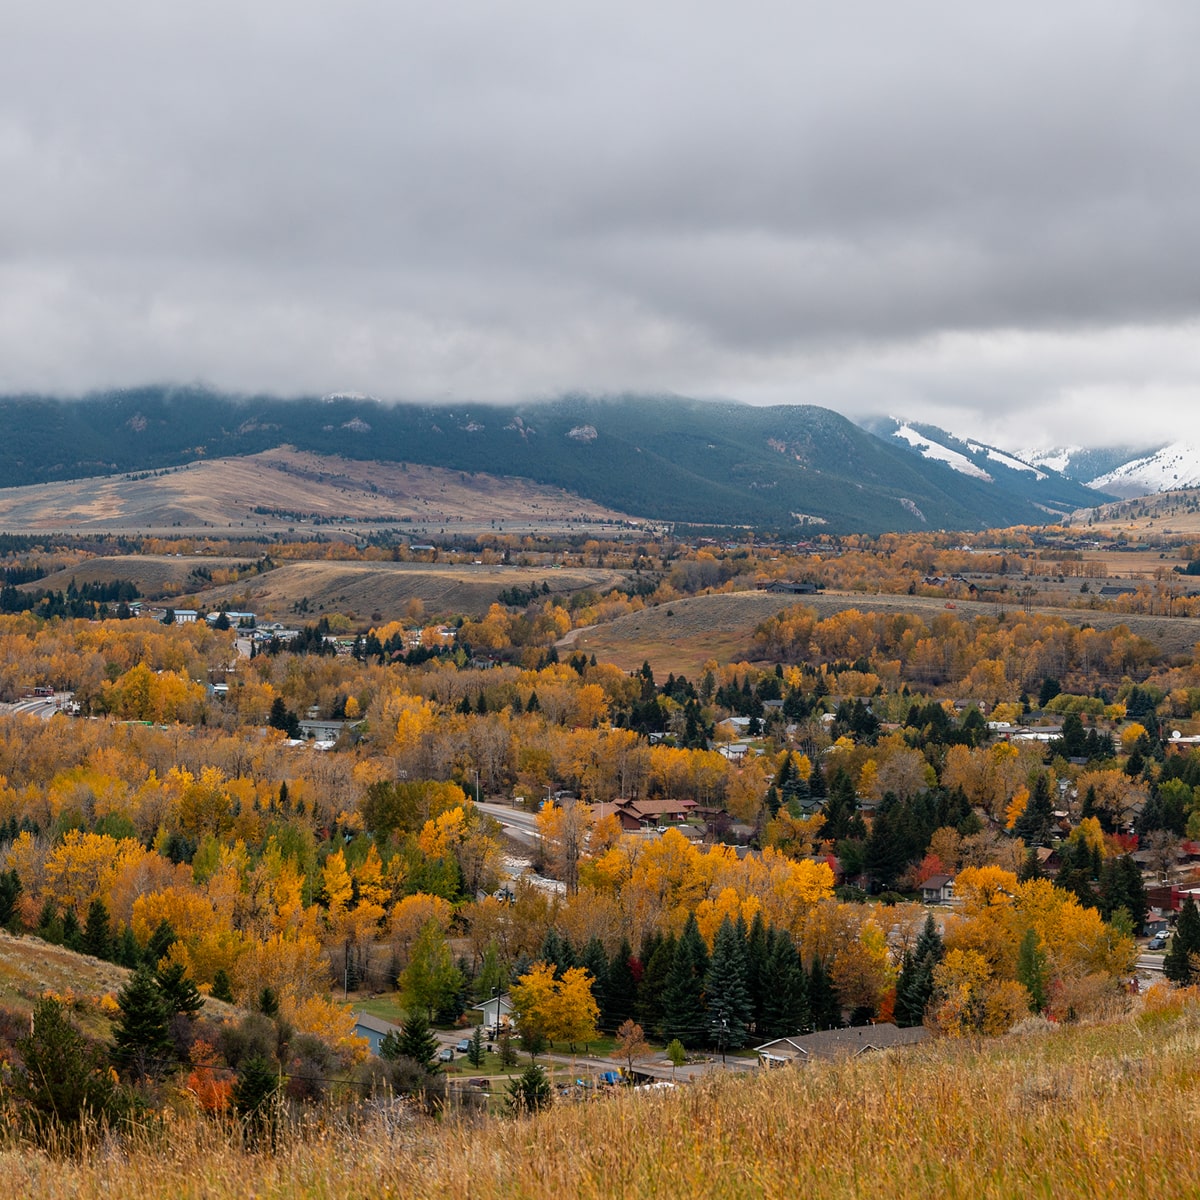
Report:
455,1037,472,1053
1148,936,1167,950
437,1047,454,1062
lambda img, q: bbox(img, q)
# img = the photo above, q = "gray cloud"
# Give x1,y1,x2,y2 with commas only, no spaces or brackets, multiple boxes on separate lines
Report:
2,2,1199,447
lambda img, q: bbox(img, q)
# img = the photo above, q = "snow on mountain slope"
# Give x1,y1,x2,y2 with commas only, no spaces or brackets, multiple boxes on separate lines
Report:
967,442,1046,480
894,424,992,481
1089,442,1200,497
1015,446,1080,475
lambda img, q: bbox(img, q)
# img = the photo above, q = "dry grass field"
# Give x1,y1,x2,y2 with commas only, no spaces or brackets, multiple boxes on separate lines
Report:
25,554,629,619
0,931,234,1036
204,560,631,621
5,997,1200,1199
1073,488,1200,543
0,448,639,536
563,589,1200,677
27,556,258,601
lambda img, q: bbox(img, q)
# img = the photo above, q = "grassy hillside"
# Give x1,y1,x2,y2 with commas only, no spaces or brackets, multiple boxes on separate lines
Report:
0,931,235,1036
0,448,636,537
563,589,1200,676
3,995,1199,1198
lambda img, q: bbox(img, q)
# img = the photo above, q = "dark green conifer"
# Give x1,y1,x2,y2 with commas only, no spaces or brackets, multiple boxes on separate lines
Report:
661,914,709,1048
111,964,173,1082
704,916,751,1051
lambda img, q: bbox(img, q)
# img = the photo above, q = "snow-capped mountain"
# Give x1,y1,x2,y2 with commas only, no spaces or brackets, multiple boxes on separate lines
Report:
1087,442,1200,498
1013,445,1159,486
859,418,1107,514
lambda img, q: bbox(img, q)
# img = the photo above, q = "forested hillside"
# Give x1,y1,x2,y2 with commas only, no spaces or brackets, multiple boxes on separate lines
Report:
0,389,1104,532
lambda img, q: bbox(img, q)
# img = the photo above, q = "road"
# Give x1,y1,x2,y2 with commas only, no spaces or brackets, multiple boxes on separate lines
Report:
477,800,541,846
2,692,74,720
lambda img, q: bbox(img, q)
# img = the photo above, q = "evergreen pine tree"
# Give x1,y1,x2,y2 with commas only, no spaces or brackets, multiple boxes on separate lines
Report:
660,914,709,1048
1098,854,1149,934
467,1024,485,1067
704,916,751,1051
211,967,235,1004
808,758,826,800
759,932,808,1039
744,912,770,1036
1017,846,1044,883
1056,839,1099,910
581,936,610,1027
36,898,62,944
155,960,204,1019
894,912,945,1028
15,998,117,1126
506,1063,552,1115
1165,896,1200,985
807,958,842,1030
1014,773,1055,845
635,933,674,1038
605,938,638,1032
111,964,173,1082
0,867,22,928
540,929,577,975
822,769,858,841
1015,927,1048,1013
143,919,177,967
233,1055,280,1146
61,907,83,953
114,925,141,968
397,1010,440,1072
82,898,112,960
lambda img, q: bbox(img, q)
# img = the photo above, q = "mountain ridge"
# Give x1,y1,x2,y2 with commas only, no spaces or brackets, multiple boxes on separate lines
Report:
0,388,1119,534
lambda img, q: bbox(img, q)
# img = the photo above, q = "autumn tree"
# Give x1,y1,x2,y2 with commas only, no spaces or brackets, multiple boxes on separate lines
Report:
615,1019,651,1075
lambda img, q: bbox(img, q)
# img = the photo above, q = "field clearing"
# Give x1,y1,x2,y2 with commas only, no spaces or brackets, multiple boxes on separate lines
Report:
204,560,631,621
21,555,629,620
5,1003,1200,1198
563,589,1200,676
0,448,641,536
26,556,256,601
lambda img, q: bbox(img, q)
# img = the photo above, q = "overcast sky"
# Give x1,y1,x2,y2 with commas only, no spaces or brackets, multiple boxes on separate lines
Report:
3,2,1198,449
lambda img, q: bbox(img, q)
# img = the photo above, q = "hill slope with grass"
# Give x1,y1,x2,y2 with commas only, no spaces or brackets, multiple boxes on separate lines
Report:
3,994,1199,1198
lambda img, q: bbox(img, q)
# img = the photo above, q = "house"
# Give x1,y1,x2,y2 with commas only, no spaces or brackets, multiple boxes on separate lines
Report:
172,609,198,624
754,1023,929,1066
765,580,820,595
470,993,514,1033
298,718,354,742
920,874,955,904
591,797,698,832
354,1012,401,1056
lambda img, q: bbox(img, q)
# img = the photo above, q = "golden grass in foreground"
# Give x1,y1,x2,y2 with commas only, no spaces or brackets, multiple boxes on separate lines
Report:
5,1001,1200,1199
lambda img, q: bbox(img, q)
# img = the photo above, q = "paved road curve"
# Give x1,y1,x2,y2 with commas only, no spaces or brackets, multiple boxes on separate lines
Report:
476,800,541,846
